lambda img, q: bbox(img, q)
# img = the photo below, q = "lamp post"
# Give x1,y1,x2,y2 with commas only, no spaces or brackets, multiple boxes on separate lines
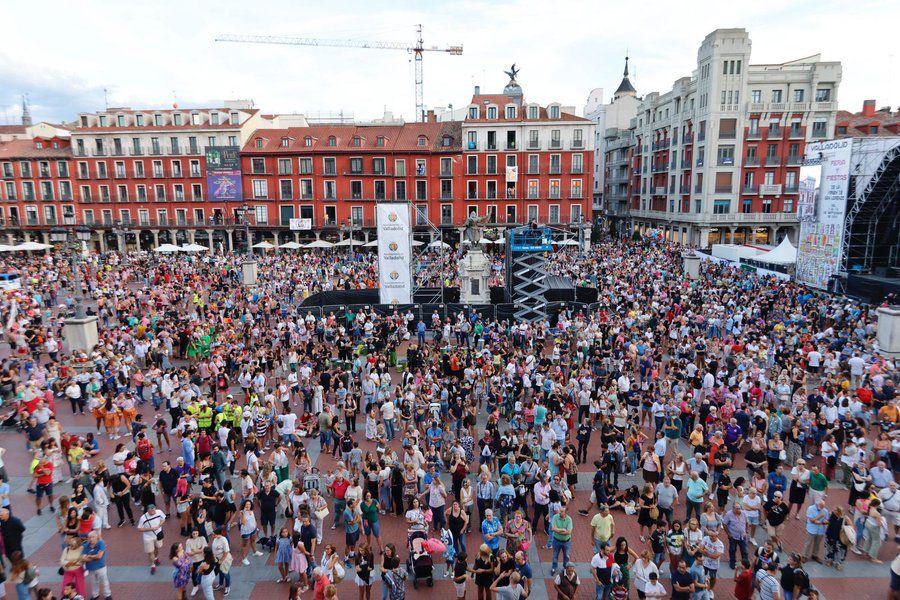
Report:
341,220,360,253
52,225,98,352
112,220,131,253
241,203,252,256
239,204,258,285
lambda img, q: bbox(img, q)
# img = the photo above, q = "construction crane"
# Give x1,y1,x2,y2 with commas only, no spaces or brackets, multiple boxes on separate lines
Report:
215,25,463,122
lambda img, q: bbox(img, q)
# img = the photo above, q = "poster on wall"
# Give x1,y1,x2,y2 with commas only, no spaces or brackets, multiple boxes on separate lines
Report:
795,138,852,289
376,203,412,304
205,146,242,201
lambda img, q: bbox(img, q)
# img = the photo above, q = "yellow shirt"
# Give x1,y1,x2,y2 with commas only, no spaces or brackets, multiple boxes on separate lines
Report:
689,430,704,447
590,513,614,541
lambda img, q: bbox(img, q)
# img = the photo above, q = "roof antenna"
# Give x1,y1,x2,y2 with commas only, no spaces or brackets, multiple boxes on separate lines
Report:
103,87,109,110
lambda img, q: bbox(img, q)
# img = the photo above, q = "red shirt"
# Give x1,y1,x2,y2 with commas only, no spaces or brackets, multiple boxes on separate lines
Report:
35,461,53,485
331,478,349,500
313,575,328,600
734,568,753,600
856,387,873,405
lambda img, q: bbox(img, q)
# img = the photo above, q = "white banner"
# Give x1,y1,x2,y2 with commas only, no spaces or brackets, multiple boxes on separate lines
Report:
376,203,412,304
289,218,312,231
795,138,852,289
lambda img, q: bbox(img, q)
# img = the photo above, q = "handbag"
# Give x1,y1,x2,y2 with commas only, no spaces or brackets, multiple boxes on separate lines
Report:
314,505,330,520
839,522,855,547
649,506,660,520
333,561,346,582
778,449,787,461
156,530,165,541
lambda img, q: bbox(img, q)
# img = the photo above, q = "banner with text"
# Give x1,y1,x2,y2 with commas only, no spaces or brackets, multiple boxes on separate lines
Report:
205,146,242,201
376,203,412,304
795,138,852,289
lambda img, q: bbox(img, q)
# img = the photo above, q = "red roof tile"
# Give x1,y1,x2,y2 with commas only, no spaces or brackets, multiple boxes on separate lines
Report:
0,139,72,159
242,122,461,153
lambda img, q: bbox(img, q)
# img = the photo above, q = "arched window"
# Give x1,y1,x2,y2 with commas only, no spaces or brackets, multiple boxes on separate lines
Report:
417,136,427,147
327,136,336,146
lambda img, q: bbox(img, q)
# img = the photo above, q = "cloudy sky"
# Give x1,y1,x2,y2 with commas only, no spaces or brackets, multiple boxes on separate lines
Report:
1,0,897,125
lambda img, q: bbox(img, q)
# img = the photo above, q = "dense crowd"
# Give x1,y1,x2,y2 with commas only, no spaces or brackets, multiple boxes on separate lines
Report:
0,237,896,600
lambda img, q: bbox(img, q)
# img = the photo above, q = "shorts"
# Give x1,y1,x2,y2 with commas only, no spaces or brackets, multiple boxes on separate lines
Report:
261,510,276,528
346,529,360,547
704,566,718,581
454,581,467,597
241,528,257,540
746,514,759,525
363,520,380,538
765,523,785,538
36,483,53,498
355,574,374,587
143,537,163,554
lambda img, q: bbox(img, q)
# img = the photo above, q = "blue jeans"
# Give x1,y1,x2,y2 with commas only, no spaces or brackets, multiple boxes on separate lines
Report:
384,418,395,440
453,531,467,555
551,537,570,571
595,583,612,600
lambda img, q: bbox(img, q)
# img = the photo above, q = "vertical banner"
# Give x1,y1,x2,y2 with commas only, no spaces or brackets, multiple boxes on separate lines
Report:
795,139,852,289
376,203,412,304
205,146,242,201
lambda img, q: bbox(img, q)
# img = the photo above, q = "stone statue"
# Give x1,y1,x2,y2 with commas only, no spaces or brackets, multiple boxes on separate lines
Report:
463,211,488,245
504,63,519,82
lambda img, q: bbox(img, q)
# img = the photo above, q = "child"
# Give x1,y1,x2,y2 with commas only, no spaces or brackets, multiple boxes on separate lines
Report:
275,527,292,582
440,527,456,578
290,536,310,590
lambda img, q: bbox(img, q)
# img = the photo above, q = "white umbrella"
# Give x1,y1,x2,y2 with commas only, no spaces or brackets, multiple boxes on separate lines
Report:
0,244,16,252
303,240,335,249
427,240,451,249
362,239,379,247
15,241,52,251
252,241,276,249
154,243,181,253
556,238,580,246
180,243,209,252
278,241,304,250
411,239,424,247
334,237,363,247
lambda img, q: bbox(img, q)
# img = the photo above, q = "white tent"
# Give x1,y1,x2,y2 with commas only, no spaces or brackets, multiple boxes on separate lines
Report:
154,243,181,253
252,241,276,249
278,241,304,250
0,244,16,253
427,240,451,249
303,240,335,249
180,243,209,252
411,239,424,247
334,238,363,247
555,238,580,246
362,239,379,247
15,241,52,251
754,237,797,265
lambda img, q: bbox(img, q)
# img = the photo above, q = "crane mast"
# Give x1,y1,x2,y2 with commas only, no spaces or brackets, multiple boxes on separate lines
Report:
215,25,462,122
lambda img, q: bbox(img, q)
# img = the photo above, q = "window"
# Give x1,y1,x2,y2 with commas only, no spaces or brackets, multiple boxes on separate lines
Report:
550,129,561,148
487,106,497,119
415,204,428,225
417,136,427,147
713,199,730,214
548,205,560,224
794,89,805,102
467,181,478,200
751,90,761,103
771,90,783,103
570,204,582,223
250,158,265,174
135,114,144,126
191,113,200,125
486,155,497,175
299,179,312,199
869,125,879,134
573,129,583,148
815,88,831,102
374,180,386,200
192,184,202,201
528,106,539,120
350,158,363,174
373,158,385,175
528,130,539,149
441,135,452,147
279,180,293,200
527,205,538,222
505,105,516,119
323,157,336,175
549,154,561,174
527,155,539,174
440,157,452,176
415,180,427,200
742,198,752,213
230,112,239,125
467,156,478,175
571,154,585,174
466,131,477,150
468,107,478,119
571,180,582,198
440,180,452,200
549,180,560,199
415,159,426,176
327,136,336,147
506,205,517,223
811,121,827,138
304,137,313,147
394,160,406,177
254,205,268,225
324,181,336,200
441,204,453,225
375,136,385,147
252,180,268,199
528,180,539,199
210,112,219,125
395,181,407,201
351,136,361,147
280,137,290,148
548,105,560,119
295,157,312,175
350,181,362,199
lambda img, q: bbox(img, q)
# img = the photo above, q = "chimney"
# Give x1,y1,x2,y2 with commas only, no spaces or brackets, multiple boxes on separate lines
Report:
862,99,876,117
425,110,436,123
474,85,481,96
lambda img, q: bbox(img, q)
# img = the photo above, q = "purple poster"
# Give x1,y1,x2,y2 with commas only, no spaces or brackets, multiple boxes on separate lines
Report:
205,146,242,201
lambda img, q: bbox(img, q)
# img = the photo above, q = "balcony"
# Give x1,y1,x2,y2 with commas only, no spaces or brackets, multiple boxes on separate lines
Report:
744,156,760,167
506,141,517,150
527,141,540,150
759,184,782,196
570,141,584,150
440,169,453,177
697,132,706,142
719,131,736,140
549,167,561,175
764,156,781,166
680,160,692,169
682,134,693,144
189,169,202,178
169,146,183,156
549,140,561,149
653,186,666,195
571,167,584,174
149,147,164,156
714,185,733,193
811,129,828,139
716,157,735,166
789,127,804,139
784,184,799,193
111,148,125,157
742,184,759,194
786,156,802,166
113,171,129,179
746,130,762,140
679,185,691,194
130,148,144,156
696,159,704,167
486,143,497,151
93,149,107,157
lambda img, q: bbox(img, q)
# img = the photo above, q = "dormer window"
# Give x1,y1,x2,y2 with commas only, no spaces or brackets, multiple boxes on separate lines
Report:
375,136,385,147
99,116,108,127
210,112,220,126
255,139,264,148
280,138,290,147
487,106,498,119
35,141,43,149
154,114,163,126
548,105,560,119
327,136,336,147
173,113,182,126
528,105,539,120
52,141,59,149
304,136,313,146
505,105,516,119
230,112,239,125
80,116,88,127
468,106,479,119
417,136,428,147
441,135,452,147
351,136,361,147
135,114,144,126
117,115,125,127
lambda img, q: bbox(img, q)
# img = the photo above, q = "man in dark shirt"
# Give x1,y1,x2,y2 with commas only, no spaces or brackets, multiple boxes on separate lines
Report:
670,559,695,600
158,461,179,514
257,481,280,542
575,419,591,464
779,553,809,600
0,507,25,557
763,492,790,550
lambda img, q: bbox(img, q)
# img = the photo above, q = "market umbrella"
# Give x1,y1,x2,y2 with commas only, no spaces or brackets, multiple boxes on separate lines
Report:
153,244,181,253
362,239,379,247
334,238,363,247
555,238,580,246
0,244,16,252
411,239,424,247
303,240,335,249
278,241,304,250
180,243,209,252
252,241,276,249
14,241,52,251
427,240,451,249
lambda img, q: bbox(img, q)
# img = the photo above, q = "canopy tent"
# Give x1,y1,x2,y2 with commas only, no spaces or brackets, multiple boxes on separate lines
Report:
154,243,181,253
278,241,304,250
411,239,424,247
0,244,16,252
15,241,52,251
252,241,276,249
555,238,580,246
754,237,797,265
334,237,364,247
303,240,335,249
362,239,379,247
179,243,209,252
427,240,451,249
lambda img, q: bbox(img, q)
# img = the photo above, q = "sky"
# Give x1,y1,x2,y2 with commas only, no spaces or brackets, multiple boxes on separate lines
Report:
1,0,898,125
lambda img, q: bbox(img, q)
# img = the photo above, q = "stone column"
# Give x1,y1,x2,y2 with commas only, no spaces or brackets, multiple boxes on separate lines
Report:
699,227,710,249
294,232,300,243
98,234,107,253
683,252,701,280
150,230,159,248
169,229,178,245
5,233,13,245
187,230,196,244
41,231,50,245
876,306,900,358
116,233,125,253
225,230,234,252
206,230,214,249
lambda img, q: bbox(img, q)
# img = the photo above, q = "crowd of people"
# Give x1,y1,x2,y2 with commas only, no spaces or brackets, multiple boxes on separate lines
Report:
0,236,896,600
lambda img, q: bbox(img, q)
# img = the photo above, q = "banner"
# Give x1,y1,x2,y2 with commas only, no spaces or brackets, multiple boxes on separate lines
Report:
795,138,852,289
205,146,242,201
289,218,312,231
376,203,412,304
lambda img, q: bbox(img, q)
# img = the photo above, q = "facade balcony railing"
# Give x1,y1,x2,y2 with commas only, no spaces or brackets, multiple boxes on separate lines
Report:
786,156,802,166
746,130,762,140
812,129,828,138
719,131,737,140
789,128,804,139
694,185,703,193
765,156,781,166
527,142,540,150
680,160,692,169
743,184,759,194
714,185,733,193
570,141,585,150
767,127,783,138
717,157,735,166
744,156,760,167
549,140,561,149
679,185,691,194
784,184,799,193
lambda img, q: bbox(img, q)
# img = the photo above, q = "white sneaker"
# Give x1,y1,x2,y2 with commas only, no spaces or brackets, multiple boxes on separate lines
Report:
242,558,250,565
224,588,230,596
254,551,264,556
191,588,199,597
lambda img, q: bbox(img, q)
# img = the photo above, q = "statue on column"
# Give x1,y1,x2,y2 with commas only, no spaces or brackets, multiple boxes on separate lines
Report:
463,211,487,245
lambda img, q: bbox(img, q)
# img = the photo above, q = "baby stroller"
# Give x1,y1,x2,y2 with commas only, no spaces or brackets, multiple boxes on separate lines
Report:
406,531,434,588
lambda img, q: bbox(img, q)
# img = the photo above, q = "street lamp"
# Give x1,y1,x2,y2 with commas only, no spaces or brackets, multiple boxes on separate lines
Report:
50,226,91,320
241,203,252,256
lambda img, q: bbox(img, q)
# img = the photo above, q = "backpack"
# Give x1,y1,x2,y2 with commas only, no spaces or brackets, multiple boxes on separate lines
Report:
137,439,153,460
384,570,406,600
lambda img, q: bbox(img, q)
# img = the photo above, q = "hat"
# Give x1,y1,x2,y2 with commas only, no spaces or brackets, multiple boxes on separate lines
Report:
147,503,157,510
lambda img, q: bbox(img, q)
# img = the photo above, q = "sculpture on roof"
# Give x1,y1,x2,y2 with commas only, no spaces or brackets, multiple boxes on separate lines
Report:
504,63,520,83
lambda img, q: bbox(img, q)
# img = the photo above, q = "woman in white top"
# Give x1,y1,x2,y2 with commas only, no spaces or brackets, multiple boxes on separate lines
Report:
631,548,660,596
405,497,427,533
238,499,263,565
740,487,763,544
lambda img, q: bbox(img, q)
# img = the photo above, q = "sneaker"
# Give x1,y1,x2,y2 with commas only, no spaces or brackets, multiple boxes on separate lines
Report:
191,588,199,597
150,566,156,575
117,521,125,528
242,558,250,566
254,551,264,556
49,506,55,513
224,588,230,596
36,509,42,515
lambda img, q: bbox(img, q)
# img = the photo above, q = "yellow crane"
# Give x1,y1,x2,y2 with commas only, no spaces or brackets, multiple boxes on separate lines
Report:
215,25,463,122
